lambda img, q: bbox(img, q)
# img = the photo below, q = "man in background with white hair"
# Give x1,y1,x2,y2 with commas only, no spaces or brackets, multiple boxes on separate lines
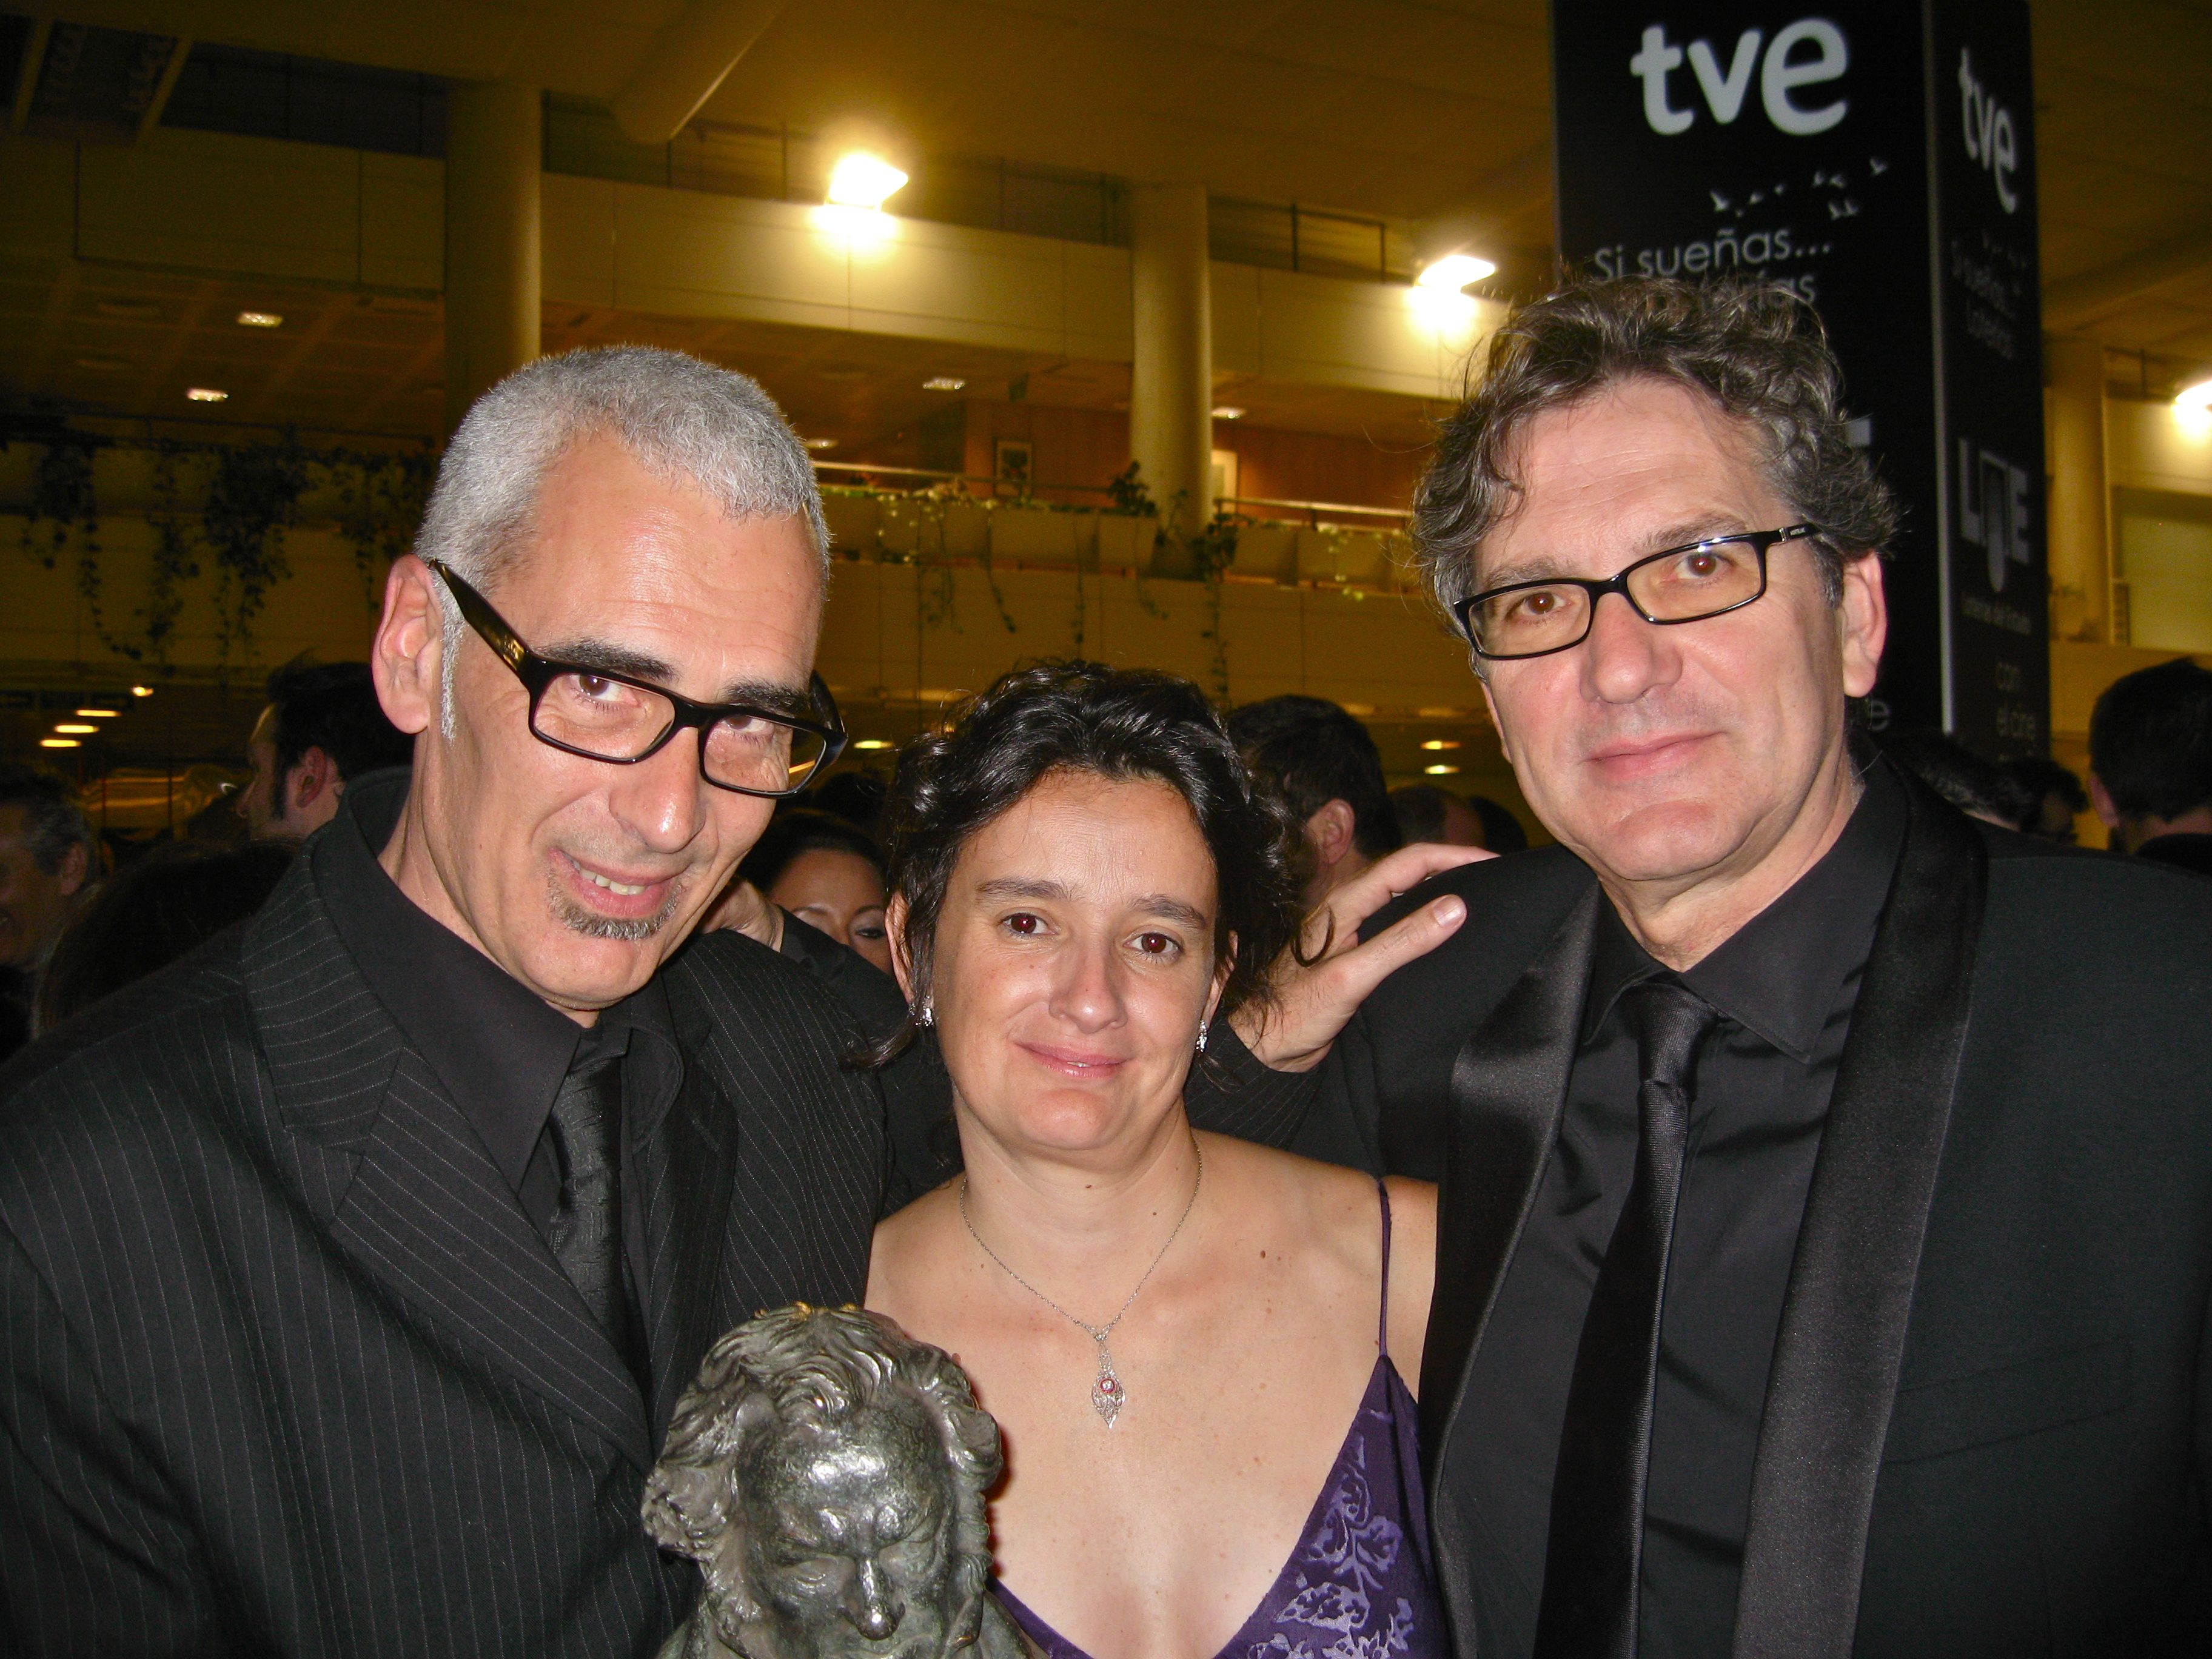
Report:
0,348,888,1657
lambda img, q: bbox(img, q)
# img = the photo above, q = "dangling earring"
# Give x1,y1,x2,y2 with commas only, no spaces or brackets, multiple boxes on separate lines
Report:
1195,1020,1209,1053
916,1000,934,1028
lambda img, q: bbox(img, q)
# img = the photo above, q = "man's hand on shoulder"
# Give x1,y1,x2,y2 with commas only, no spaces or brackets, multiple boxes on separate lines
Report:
1233,842,1490,1073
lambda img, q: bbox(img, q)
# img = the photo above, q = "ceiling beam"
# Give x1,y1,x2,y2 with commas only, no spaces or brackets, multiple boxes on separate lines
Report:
2043,226,2212,331
9,16,51,134
136,36,192,144
609,0,789,146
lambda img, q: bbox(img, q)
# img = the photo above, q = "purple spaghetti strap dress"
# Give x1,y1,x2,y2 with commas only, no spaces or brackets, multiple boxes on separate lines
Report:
994,1180,1450,1659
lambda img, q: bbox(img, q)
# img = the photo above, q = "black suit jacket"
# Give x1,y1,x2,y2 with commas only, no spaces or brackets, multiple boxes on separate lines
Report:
1209,776,2212,1657
0,845,888,1656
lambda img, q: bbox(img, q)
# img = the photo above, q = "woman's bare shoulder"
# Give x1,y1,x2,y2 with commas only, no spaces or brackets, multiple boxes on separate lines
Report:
866,1180,960,1312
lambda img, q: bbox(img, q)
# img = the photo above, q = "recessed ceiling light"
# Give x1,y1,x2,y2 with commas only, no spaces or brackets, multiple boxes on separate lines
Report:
236,310,283,328
923,377,966,392
53,723,98,735
853,739,892,750
805,437,839,450
1424,763,1461,775
1416,254,1497,290
39,738,79,749
826,153,910,210
1212,406,1245,420
1421,739,1461,751
2176,378,2212,414
76,708,119,718
186,387,229,403
131,685,154,697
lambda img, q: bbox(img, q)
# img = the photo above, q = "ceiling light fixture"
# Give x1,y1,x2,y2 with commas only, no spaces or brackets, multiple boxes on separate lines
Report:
2176,378,2212,415
1212,406,1245,420
40,737,79,749
1420,739,1460,751
131,685,154,697
76,708,119,718
53,723,98,735
922,376,966,392
1424,763,1461,776
826,153,909,211
853,739,892,750
1416,254,1497,290
805,437,839,450
236,310,284,328
186,387,229,403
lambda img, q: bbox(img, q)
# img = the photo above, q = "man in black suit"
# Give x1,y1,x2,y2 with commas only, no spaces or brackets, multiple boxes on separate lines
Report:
0,347,890,1655
1210,280,2212,1656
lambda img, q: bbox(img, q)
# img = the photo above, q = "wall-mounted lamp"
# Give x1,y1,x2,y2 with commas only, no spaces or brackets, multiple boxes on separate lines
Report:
1416,254,1497,290
2175,378,2212,415
826,153,909,211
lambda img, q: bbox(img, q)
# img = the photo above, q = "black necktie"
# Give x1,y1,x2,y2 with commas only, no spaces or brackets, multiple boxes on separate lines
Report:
1533,977,1718,1659
547,1051,630,1345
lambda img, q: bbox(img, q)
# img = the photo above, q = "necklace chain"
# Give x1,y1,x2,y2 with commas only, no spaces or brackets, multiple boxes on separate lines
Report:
959,1134,1204,1427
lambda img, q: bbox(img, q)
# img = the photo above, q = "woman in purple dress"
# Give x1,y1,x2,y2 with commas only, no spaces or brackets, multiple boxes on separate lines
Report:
866,663,1453,1659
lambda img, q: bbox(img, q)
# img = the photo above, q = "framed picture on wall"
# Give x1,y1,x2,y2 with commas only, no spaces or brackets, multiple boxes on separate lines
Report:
994,438,1034,495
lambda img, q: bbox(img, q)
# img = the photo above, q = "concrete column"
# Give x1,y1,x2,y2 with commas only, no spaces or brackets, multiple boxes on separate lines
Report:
2045,333,2111,643
444,81,542,437
1129,183,1213,539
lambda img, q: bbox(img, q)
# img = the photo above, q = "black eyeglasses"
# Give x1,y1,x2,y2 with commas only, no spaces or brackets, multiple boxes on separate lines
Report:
1452,525,1819,661
427,559,846,797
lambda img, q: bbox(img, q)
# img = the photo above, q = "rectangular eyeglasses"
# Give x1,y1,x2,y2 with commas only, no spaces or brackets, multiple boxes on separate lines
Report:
1451,525,1818,661
427,558,846,797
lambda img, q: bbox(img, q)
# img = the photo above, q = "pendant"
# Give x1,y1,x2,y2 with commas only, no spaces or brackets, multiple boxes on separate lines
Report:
1090,1336,1125,1428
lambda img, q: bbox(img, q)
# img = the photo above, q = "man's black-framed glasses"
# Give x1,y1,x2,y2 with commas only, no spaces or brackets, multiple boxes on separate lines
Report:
427,558,846,797
1452,525,1820,662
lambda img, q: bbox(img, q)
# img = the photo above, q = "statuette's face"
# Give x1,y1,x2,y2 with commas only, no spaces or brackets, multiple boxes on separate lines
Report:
733,1398,957,1659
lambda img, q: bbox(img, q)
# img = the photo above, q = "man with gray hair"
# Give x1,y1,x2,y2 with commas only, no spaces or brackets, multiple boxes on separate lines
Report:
1208,280,2212,1656
0,347,889,1656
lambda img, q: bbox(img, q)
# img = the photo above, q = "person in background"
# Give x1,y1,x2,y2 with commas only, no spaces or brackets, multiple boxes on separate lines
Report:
1392,781,1489,848
1873,729,2033,828
736,806,893,973
0,766,98,1063
2000,754,2089,844
236,659,415,842
1227,694,1403,907
2089,655,2212,876
865,663,1449,1659
34,841,295,1035
810,766,889,838
1469,793,1530,853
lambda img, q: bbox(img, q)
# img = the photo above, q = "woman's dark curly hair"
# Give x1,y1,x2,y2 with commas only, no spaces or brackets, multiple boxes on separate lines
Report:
866,660,1304,1067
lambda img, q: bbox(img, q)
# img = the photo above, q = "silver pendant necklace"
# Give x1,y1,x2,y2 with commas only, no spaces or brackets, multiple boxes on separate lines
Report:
959,1134,1203,1429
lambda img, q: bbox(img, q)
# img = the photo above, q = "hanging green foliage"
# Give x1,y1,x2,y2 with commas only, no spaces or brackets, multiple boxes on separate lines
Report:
201,437,309,667
141,443,201,666
329,447,436,608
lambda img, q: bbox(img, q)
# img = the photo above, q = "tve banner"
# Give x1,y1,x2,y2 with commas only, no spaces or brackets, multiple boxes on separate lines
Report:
1551,0,2046,754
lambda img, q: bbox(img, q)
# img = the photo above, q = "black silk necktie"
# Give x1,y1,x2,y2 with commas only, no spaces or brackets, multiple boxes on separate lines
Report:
1533,977,1718,1659
547,1052,629,1346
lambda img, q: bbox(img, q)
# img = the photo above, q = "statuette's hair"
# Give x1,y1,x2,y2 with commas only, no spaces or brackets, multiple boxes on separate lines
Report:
643,1306,999,1642
1412,276,1899,632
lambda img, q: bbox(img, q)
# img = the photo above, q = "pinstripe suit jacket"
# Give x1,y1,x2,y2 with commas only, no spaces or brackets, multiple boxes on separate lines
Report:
0,838,888,1657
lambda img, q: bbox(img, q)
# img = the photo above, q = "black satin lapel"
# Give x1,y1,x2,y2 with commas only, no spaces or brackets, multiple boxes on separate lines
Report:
1731,779,1987,1659
1421,883,1604,1472
642,1078,740,1445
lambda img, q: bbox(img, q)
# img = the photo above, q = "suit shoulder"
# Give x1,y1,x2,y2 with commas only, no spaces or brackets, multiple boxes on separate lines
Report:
0,924,252,1107
1365,845,1594,988
660,928,880,1064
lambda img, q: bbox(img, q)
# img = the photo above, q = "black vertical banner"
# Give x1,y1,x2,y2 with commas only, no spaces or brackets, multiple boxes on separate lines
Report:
1550,0,2046,754
1929,4,2047,753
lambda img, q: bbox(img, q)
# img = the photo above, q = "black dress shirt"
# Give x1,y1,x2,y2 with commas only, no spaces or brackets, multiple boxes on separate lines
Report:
1452,764,1907,1659
318,771,680,1349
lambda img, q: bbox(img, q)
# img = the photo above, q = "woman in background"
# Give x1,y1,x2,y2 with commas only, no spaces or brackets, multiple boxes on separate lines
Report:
866,662,1447,1659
